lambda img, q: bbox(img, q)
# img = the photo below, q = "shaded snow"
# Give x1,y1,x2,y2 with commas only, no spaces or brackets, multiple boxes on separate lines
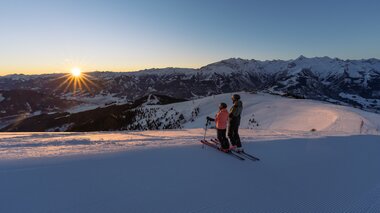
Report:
339,92,379,108
0,134,380,212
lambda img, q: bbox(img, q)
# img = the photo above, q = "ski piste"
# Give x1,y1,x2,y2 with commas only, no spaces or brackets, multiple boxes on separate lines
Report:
200,140,245,161
210,138,260,161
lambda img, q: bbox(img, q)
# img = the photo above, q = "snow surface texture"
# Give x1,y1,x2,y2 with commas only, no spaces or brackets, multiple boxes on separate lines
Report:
128,92,380,134
1,93,380,212
0,129,336,160
1,133,380,212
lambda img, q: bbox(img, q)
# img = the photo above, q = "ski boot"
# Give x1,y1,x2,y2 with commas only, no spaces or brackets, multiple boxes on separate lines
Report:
235,147,244,153
230,145,237,151
220,147,231,153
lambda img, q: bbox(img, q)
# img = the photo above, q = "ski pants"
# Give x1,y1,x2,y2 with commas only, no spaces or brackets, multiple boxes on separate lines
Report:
228,117,242,148
217,129,230,149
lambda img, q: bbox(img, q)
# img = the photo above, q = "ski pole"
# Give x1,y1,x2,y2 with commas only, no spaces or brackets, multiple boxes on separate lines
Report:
203,119,209,148
204,119,209,141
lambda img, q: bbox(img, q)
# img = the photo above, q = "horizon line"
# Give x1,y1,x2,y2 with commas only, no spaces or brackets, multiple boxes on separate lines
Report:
1,55,379,77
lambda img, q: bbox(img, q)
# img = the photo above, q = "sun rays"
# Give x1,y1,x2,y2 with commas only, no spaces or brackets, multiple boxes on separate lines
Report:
54,68,98,96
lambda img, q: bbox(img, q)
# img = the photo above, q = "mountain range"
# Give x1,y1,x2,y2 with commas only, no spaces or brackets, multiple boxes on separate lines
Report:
1,56,379,131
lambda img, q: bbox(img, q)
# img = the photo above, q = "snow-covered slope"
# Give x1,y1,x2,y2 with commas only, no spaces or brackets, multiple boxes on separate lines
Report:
129,92,380,134
1,131,380,212
2,92,380,159
2,92,379,133
1,93,380,212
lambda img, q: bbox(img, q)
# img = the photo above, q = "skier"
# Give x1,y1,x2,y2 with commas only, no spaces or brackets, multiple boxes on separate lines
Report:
207,102,230,152
228,94,243,152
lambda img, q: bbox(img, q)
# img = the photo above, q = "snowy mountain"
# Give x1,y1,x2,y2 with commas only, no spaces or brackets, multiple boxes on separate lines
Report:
0,90,77,118
3,92,380,133
0,56,379,117
0,94,186,132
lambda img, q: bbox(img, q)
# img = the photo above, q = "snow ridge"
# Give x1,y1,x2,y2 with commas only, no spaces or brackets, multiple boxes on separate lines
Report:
126,92,380,134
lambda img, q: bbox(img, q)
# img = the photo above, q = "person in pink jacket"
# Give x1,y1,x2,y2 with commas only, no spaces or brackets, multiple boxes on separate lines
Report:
207,102,230,152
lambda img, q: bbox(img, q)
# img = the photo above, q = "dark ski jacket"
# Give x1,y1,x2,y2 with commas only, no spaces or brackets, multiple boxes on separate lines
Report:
229,100,243,122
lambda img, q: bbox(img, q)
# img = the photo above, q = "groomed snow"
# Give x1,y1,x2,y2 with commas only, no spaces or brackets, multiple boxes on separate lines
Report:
1,93,380,212
1,132,380,212
0,129,343,160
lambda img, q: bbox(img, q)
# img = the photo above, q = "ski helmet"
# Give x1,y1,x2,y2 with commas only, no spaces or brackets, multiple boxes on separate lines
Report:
219,102,227,109
232,94,241,101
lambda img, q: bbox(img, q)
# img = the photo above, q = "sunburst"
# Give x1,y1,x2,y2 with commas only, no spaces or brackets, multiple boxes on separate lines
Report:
71,67,82,77
54,68,98,96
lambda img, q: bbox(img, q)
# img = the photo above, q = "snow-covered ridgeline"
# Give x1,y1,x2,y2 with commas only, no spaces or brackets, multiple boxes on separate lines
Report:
2,56,379,80
105,56,380,77
129,92,380,134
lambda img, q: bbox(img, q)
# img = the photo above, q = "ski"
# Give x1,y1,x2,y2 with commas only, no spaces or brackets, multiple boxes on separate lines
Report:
240,151,260,161
210,138,260,161
200,140,245,161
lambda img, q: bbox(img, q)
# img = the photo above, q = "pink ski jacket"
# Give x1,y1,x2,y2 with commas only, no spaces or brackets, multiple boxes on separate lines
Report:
215,108,229,130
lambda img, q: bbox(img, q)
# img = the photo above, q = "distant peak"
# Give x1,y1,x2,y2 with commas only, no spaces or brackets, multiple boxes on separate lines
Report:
296,55,308,60
220,57,248,63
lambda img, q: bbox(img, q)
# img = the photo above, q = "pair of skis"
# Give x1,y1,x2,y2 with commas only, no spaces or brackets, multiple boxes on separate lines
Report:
211,138,261,161
200,138,260,161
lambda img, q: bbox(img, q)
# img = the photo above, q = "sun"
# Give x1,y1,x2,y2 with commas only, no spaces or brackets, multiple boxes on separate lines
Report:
54,66,98,96
71,67,82,77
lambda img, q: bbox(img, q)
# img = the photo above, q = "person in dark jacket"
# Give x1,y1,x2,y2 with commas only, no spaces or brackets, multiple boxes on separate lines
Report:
228,94,243,152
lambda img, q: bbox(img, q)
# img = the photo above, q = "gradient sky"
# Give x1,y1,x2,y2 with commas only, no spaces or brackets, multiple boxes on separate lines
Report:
1,0,380,75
